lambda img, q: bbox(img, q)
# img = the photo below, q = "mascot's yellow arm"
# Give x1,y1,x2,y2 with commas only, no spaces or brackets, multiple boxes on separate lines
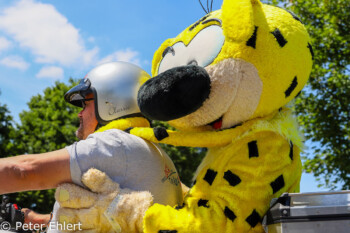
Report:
130,109,303,233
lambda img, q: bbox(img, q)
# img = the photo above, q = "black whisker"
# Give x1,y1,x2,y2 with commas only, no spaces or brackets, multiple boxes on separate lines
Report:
210,0,214,12
198,0,208,14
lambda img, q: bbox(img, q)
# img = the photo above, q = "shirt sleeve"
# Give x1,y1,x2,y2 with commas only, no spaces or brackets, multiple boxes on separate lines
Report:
66,130,127,187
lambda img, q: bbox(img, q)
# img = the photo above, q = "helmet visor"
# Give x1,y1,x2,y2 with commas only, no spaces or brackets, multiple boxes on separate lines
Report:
64,78,92,107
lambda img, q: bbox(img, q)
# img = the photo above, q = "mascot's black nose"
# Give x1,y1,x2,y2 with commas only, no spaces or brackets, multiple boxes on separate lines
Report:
138,65,211,121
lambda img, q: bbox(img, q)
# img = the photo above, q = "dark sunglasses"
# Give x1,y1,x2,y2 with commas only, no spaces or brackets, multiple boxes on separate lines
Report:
81,98,94,109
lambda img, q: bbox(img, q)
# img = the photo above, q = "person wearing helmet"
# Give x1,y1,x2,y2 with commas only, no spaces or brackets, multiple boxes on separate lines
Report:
0,62,183,232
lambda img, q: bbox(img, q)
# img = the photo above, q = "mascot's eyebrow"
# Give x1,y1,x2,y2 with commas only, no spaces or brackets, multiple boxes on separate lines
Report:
189,15,221,32
202,18,222,25
189,14,211,31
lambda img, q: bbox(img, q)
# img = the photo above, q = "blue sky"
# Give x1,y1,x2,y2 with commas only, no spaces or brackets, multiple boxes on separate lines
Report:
0,0,332,193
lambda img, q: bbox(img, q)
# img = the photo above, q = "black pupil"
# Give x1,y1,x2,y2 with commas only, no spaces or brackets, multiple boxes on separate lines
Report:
162,46,175,57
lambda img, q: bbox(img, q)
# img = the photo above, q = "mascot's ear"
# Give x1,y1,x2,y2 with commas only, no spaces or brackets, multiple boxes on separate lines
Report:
222,0,260,42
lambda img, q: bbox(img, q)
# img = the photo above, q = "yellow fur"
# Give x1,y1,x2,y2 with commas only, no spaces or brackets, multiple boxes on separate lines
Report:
96,117,150,133
131,109,302,232
129,108,302,149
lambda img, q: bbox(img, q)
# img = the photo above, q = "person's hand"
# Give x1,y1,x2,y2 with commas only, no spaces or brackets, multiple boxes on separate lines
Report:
22,208,50,225
55,168,153,233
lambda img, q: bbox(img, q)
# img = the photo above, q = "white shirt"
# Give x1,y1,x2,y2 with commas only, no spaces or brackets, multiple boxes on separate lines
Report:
67,129,182,205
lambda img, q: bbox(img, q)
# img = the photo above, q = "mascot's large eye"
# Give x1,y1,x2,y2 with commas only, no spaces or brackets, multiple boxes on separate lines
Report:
158,25,224,74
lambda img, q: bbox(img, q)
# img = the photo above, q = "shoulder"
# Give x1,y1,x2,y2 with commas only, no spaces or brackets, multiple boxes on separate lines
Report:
83,129,131,146
88,128,125,139
84,129,153,152
89,129,141,141
66,129,131,157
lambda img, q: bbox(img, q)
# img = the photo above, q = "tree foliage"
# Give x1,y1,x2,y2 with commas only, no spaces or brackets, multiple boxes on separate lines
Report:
15,79,79,154
268,0,350,189
0,94,15,157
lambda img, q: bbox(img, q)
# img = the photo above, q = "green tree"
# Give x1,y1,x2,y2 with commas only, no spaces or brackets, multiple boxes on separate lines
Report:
15,79,79,154
8,79,80,213
0,93,15,157
268,0,350,189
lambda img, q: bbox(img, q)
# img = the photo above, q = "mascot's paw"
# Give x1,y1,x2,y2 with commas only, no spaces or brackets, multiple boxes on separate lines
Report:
55,168,120,232
55,168,154,233
81,167,120,193
55,183,97,209
110,191,153,233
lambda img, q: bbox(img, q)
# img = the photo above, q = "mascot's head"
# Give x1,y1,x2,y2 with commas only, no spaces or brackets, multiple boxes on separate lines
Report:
138,0,313,130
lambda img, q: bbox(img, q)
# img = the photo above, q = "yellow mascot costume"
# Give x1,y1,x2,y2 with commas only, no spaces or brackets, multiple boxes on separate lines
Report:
55,0,313,232
128,0,313,232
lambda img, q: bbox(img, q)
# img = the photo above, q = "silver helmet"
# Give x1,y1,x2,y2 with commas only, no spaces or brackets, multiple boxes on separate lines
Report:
64,61,150,125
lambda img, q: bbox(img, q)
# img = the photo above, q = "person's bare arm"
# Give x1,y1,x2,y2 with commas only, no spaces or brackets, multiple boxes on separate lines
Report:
0,148,71,195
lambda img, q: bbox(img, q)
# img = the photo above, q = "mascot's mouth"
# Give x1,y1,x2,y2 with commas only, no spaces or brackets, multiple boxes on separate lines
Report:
208,116,223,130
